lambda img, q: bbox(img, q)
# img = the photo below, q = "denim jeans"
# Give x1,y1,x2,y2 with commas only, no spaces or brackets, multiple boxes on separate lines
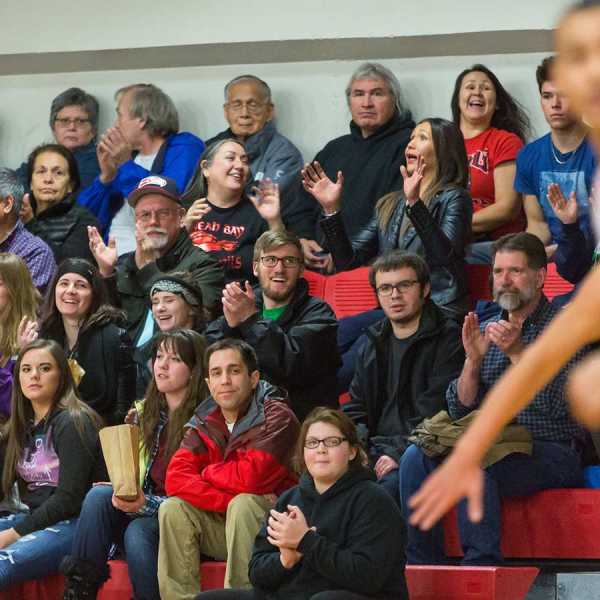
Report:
0,512,77,589
337,309,384,393
400,440,584,565
71,485,160,600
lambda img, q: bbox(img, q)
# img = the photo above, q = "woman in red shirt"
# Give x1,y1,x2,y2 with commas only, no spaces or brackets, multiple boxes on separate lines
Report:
451,64,531,263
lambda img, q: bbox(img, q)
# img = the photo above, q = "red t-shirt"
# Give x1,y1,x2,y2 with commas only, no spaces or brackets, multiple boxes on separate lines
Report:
465,127,525,240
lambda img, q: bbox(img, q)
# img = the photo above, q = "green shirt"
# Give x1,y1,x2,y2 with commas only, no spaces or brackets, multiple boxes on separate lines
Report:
262,305,287,321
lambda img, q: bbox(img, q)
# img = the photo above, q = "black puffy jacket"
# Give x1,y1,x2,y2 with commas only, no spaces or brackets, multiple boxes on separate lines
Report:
320,186,473,319
26,192,100,265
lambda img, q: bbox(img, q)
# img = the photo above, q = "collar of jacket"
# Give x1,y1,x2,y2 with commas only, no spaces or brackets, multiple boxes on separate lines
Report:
349,111,415,143
209,122,276,164
299,465,375,501
187,379,288,439
252,277,310,326
32,191,78,220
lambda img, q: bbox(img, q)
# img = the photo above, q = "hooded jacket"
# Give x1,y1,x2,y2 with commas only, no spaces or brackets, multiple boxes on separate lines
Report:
320,187,473,319
25,192,100,265
41,306,135,425
77,132,204,231
106,228,224,341
205,279,340,421
295,112,415,240
249,467,409,599
165,380,299,513
343,301,464,463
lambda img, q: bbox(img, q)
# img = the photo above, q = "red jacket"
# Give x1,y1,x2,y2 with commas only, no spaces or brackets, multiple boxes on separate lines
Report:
165,381,300,512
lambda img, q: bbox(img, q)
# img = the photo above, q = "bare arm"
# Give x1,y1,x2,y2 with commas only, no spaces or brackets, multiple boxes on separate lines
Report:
472,162,521,234
524,194,551,245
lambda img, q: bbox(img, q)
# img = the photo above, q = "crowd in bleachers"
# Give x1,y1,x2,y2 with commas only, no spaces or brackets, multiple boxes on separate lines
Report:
1,1,600,598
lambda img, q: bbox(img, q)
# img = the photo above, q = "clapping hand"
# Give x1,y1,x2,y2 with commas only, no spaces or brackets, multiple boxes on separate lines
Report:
184,198,211,231
547,184,578,225
301,162,344,215
400,155,425,205
249,178,283,229
17,316,39,350
222,281,258,328
88,226,118,277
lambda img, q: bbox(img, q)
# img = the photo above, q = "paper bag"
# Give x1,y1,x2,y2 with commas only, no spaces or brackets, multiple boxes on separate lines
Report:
99,424,140,501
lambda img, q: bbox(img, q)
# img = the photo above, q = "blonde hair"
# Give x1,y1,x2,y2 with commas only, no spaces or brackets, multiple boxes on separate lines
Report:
0,254,40,361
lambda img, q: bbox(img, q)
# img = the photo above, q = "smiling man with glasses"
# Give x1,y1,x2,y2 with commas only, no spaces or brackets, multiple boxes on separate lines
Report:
206,229,340,420
343,250,464,506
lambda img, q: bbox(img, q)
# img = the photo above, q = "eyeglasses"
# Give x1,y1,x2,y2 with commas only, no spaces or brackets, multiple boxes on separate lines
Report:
376,280,419,297
54,117,91,128
258,256,302,268
226,100,268,115
136,209,179,223
304,436,347,449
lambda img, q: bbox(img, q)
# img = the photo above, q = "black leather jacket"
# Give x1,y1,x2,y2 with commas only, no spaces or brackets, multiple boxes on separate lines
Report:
320,186,473,318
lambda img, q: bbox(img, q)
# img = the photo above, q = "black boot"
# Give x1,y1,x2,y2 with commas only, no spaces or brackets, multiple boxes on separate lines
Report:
60,555,110,600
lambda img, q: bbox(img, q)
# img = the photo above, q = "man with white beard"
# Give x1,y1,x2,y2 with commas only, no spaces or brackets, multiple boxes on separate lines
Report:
87,175,224,343
399,231,588,565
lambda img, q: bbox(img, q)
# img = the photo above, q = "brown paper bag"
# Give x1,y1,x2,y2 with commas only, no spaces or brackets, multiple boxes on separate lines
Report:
99,424,140,501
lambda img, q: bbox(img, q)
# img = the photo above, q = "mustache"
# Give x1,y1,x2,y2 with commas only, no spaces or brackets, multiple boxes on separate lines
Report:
144,228,168,236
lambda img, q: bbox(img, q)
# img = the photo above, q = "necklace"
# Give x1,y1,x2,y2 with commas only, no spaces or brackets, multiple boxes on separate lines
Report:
551,142,575,165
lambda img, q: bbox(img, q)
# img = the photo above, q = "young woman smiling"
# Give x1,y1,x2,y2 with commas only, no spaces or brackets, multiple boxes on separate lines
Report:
182,139,284,284
62,330,209,600
451,64,531,262
0,339,101,589
39,258,135,425
197,407,408,600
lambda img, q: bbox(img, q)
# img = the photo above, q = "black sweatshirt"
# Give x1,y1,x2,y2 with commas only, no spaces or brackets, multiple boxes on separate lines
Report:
12,408,99,536
249,468,409,599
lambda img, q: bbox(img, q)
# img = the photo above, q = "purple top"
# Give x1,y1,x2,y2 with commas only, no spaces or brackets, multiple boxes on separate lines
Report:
0,358,15,417
0,221,56,292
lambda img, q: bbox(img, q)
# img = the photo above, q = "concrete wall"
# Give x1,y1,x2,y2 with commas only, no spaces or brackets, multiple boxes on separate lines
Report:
0,1,572,168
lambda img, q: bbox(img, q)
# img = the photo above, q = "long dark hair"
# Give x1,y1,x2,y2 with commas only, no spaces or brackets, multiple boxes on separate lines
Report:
377,117,469,229
181,139,248,208
40,258,123,339
141,330,208,462
26,143,82,204
2,339,102,497
450,64,531,142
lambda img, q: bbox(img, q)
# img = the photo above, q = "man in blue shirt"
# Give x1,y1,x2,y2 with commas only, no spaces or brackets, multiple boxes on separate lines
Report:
515,56,596,282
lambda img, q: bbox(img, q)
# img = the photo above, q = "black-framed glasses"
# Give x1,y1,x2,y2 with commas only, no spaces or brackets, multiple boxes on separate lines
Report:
304,436,347,449
54,117,91,128
258,255,302,268
376,280,419,297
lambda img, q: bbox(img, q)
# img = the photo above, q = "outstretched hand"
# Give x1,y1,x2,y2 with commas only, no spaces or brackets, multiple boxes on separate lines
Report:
547,183,578,225
400,155,426,205
301,162,344,214
88,226,118,277
249,178,283,229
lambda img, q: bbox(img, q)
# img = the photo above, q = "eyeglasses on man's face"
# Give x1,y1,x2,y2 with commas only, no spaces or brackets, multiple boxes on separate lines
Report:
376,280,419,297
226,100,268,115
135,208,179,223
258,255,302,268
304,436,347,449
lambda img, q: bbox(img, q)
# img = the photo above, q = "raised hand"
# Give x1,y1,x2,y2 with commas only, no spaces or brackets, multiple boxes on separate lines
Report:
19,193,34,224
462,312,490,363
88,226,118,277
248,178,283,229
547,184,578,225
301,162,344,215
184,198,211,231
400,155,426,205
222,281,258,328
17,316,39,350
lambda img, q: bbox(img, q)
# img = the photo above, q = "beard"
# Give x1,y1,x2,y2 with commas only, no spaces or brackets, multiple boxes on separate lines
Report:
493,284,536,312
143,228,170,250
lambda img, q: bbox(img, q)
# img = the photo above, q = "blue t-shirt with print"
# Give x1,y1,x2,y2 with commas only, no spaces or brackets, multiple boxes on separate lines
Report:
515,133,596,242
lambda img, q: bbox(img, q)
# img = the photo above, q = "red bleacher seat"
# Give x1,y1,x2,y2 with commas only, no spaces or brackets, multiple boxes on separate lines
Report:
324,267,378,319
543,261,575,301
0,560,227,600
406,565,539,600
443,488,600,559
466,264,492,306
302,269,327,299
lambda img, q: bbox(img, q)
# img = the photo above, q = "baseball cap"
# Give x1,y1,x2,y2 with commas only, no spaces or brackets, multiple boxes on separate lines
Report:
127,175,183,207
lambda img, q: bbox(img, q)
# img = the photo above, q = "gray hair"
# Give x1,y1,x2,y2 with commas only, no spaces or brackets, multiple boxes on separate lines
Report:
181,138,248,206
0,168,25,216
49,87,100,134
345,62,409,118
116,84,179,138
224,75,272,104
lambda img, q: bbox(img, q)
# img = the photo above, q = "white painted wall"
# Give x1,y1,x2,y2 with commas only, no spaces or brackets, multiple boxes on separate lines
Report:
0,52,551,169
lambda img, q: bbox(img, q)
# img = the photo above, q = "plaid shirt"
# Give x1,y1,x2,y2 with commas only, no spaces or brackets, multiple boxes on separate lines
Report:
136,409,169,518
447,296,586,442
0,221,56,292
